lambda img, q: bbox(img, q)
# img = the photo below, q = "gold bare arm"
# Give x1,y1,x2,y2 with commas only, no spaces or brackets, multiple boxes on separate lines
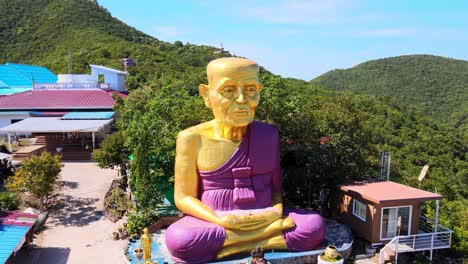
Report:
174,130,221,224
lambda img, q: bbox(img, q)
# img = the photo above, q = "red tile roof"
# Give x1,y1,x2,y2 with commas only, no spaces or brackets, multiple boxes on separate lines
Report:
339,181,442,204
0,89,126,110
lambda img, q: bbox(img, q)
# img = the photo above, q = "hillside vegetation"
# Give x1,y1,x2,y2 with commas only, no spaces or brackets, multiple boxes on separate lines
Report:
312,55,468,134
1,0,467,256
0,0,224,92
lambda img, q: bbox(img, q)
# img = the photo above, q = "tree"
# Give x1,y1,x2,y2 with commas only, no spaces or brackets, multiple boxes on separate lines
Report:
93,131,130,186
115,85,211,210
6,152,62,208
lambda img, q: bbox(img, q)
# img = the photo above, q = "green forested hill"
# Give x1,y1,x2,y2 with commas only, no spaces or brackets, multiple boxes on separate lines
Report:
1,0,467,256
0,0,225,92
312,55,468,134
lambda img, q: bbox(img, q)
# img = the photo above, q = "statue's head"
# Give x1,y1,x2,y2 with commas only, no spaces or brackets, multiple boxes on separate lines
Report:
199,57,262,127
143,228,149,235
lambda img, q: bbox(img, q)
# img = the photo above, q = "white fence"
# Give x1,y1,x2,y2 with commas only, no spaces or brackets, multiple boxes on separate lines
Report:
33,83,110,89
379,215,453,263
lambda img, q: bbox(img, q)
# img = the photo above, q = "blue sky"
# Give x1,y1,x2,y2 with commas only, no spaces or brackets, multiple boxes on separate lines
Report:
99,0,468,80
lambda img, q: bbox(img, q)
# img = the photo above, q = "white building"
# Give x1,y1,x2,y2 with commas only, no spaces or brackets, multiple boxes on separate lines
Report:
34,64,128,92
89,64,128,92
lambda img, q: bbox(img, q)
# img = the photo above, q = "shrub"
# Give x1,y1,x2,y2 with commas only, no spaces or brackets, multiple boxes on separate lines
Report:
105,186,133,220
6,152,62,208
0,191,20,211
126,210,158,235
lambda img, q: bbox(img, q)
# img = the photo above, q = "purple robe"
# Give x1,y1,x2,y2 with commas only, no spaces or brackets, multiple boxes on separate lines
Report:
166,121,326,263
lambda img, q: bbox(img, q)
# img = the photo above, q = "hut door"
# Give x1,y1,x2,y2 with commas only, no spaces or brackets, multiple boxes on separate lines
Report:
386,208,398,237
381,206,411,240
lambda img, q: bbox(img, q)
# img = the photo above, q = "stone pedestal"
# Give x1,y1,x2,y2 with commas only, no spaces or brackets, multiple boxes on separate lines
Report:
125,219,353,264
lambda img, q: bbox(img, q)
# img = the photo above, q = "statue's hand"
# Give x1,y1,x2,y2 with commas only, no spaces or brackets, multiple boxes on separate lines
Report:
217,211,281,231
281,216,296,230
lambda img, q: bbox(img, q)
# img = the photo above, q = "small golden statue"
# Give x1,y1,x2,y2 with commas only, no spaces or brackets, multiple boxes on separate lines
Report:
139,228,152,263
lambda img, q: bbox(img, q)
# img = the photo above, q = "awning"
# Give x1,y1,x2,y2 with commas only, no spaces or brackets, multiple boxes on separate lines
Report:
0,117,113,133
62,111,114,120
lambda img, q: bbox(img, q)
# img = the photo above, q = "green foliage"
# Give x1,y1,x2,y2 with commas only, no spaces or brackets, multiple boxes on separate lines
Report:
105,186,133,220
0,0,227,88
257,74,375,208
312,55,468,135
115,85,211,210
126,210,158,235
0,191,20,211
6,152,62,208
425,199,468,256
93,131,130,180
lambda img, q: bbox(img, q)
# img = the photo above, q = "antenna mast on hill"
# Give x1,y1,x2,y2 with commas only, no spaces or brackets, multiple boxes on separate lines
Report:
67,50,72,74
380,151,391,181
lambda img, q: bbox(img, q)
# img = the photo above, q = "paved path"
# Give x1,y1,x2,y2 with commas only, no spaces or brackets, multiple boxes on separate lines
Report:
16,162,126,264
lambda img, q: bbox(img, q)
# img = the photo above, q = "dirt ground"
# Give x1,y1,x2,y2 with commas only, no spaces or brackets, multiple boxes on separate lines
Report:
15,162,127,264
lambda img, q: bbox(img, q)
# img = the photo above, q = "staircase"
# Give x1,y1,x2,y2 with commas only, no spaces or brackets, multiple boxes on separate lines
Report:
34,136,46,145
379,217,453,264
59,145,93,160
60,151,92,160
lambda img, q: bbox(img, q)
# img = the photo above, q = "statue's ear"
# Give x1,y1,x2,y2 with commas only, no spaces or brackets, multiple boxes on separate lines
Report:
199,84,211,108
258,84,263,92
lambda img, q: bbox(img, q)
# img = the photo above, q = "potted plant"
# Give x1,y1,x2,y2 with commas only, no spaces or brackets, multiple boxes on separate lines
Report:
119,226,128,239
112,231,119,240
365,244,376,255
133,248,144,260
318,245,344,264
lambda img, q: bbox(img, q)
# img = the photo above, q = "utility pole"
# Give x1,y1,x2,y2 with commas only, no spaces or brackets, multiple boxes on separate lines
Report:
67,50,72,74
380,151,392,180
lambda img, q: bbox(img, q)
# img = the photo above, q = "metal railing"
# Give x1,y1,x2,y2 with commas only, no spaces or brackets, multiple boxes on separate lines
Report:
33,83,110,89
379,215,453,263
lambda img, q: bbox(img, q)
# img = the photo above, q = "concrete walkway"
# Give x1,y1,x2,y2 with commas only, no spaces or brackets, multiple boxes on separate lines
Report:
16,162,126,264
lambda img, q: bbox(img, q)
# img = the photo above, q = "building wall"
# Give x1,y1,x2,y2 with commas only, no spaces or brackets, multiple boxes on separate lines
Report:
332,190,423,245
0,113,31,134
373,200,421,244
116,74,126,92
57,74,96,83
331,190,376,243
90,68,126,92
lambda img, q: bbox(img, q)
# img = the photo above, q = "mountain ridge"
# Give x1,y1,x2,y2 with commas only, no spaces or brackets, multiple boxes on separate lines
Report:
312,54,468,133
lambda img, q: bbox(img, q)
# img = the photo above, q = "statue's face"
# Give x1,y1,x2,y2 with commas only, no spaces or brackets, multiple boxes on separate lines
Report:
206,66,261,127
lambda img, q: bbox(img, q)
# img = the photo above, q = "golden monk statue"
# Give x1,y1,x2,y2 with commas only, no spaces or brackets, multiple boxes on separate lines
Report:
139,228,152,263
165,57,326,263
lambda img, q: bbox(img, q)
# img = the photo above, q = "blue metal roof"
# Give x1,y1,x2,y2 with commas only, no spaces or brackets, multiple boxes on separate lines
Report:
0,88,15,96
0,63,57,93
0,80,8,88
0,87,31,96
0,224,30,263
0,65,30,88
61,111,115,120
6,63,58,84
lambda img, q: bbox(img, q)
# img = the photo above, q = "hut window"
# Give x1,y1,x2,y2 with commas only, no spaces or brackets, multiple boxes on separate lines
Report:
353,199,367,221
